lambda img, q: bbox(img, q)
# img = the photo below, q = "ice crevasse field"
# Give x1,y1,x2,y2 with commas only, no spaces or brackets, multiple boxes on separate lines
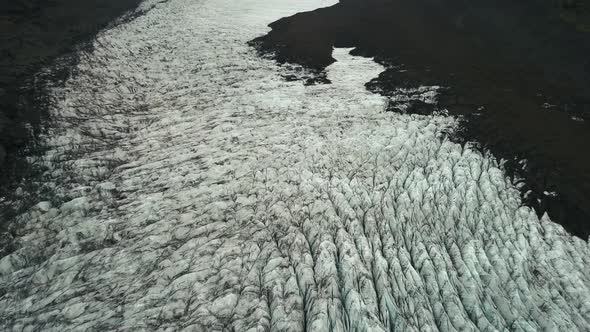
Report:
0,0,589,330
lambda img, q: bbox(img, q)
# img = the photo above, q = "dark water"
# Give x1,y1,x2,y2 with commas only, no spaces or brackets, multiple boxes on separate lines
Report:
251,0,590,239
0,0,142,251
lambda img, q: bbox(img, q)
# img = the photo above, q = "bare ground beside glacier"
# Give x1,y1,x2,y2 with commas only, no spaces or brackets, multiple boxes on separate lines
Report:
0,0,143,218
0,0,589,331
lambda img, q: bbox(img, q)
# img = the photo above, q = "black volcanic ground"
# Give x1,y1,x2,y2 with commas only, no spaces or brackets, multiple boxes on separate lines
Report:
251,0,590,239
0,0,142,224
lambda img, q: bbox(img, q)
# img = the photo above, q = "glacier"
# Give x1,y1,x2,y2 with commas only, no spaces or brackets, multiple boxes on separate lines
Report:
0,0,589,330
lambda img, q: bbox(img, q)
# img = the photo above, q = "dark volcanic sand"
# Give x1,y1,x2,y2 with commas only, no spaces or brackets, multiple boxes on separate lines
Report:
251,0,590,239
0,0,142,243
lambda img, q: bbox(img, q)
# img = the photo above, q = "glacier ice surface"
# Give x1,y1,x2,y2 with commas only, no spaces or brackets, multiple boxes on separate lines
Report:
0,0,589,331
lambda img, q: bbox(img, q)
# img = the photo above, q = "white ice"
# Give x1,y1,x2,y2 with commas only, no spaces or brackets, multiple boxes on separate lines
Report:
0,0,589,331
